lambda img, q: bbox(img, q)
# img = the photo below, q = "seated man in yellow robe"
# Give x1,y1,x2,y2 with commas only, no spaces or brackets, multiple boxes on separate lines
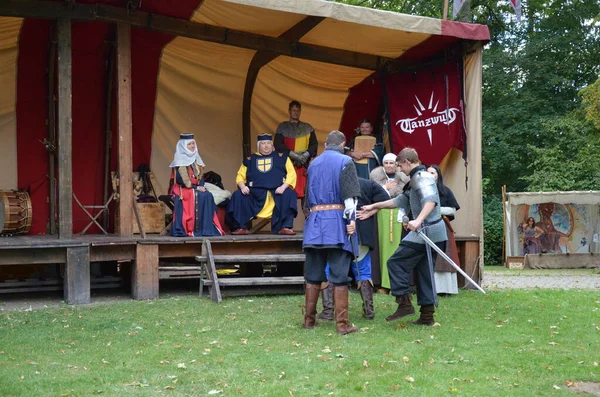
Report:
226,133,298,235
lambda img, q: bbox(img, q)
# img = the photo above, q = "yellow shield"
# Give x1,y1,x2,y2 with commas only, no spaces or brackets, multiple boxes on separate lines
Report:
257,157,272,173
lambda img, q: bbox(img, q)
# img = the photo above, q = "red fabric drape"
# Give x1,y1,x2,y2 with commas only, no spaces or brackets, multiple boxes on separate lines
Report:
385,62,465,166
16,0,201,234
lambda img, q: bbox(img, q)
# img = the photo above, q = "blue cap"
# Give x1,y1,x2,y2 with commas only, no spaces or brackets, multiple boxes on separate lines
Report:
257,133,272,141
180,133,194,140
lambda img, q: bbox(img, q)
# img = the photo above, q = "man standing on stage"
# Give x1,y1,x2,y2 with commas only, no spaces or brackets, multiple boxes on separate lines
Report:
302,130,361,335
359,148,447,326
274,100,318,209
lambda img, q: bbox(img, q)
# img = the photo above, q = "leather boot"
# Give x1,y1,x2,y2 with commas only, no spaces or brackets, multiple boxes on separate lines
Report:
409,304,436,326
303,283,320,329
385,293,415,322
316,283,334,321
333,285,359,335
359,280,375,320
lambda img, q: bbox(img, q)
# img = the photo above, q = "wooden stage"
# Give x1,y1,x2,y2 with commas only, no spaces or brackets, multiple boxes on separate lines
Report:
0,233,481,304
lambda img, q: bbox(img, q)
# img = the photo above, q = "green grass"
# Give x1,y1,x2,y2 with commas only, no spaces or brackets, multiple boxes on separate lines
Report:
1,290,599,396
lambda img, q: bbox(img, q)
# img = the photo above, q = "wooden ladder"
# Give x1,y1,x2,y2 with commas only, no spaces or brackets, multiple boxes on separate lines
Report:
195,241,305,303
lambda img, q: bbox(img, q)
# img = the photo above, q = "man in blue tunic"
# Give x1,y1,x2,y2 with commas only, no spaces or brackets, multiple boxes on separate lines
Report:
303,130,362,335
226,134,298,235
361,148,447,326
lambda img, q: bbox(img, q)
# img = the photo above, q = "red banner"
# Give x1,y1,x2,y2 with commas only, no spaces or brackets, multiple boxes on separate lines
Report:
385,62,465,166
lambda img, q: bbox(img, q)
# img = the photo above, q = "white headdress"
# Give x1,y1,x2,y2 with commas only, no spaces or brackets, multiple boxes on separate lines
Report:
169,133,205,168
382,153,396,163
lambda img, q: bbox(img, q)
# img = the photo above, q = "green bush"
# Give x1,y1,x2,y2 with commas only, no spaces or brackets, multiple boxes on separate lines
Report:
483,194,504,266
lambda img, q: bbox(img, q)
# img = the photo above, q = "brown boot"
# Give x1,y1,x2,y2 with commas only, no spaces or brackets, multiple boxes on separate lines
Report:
359,280,375,320
409,304,436,326
385,293,415,322
333,285,359,335
303,283,320,329
316,283,334,321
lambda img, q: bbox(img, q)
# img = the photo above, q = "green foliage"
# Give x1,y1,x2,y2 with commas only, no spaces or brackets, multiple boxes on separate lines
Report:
1,292,599,395
483,194,504,266
580,77,600,130
331,0,600,266
521,115,600,191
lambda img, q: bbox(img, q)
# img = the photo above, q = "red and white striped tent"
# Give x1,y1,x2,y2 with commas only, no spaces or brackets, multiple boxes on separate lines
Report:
0,0,489,238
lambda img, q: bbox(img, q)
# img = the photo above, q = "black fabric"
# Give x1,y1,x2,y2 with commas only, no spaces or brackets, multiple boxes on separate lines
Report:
439,186,460,221
387,240,446,306
340,162,361,201
307,130,318,157
357,178,390,250
304,247,353,286
204,171,224,189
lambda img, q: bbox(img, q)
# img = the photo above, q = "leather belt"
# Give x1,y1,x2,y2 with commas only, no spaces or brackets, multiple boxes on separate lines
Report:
311,204,344,212
422,218,443,226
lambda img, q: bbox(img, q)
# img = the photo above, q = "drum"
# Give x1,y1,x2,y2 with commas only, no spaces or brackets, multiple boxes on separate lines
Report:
0,190,33,235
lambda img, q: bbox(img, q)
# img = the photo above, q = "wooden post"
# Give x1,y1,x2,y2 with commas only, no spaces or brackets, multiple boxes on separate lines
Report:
57,18,72,239
462,240,480,288
133,243,159,300
501,185,507,267
64,246,90,304
117,24,133,237
443,0,449,20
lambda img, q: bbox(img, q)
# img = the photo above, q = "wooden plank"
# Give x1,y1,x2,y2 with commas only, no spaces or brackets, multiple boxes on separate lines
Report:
133,243,159,300
202,240,222,303
117,23,133,237
89,244,135,262
132,197,146,238
0,248,67,265
460,240,480,289
57,18,72,239
64,246,90,304
211,254,305,263
0,1,388,71
203,276,305,287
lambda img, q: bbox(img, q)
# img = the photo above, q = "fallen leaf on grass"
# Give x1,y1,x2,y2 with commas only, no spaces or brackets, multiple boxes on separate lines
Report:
322,348,332,353
363,360,369,368
552,385,561,390
240,339,248,345
207,390,222,394
177,363,187,369
405,376,414,382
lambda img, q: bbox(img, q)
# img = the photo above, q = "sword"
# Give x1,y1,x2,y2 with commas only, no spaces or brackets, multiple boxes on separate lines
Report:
404,216,486,294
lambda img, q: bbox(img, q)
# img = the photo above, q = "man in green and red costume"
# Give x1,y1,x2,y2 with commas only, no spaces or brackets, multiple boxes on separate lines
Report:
274,100,318,206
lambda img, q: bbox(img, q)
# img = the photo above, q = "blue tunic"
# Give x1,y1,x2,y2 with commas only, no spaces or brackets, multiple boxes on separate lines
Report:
303,149,357,254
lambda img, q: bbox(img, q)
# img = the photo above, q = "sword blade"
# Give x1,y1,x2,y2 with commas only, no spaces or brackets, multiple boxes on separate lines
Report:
416,229,486,294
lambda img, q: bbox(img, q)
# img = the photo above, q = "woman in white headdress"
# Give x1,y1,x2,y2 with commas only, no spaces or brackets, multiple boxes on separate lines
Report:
368,152,410,292
169,133,223,237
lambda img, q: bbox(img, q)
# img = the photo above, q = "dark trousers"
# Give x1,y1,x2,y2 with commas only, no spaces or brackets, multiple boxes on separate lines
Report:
304,248,352,286
387,241,446,306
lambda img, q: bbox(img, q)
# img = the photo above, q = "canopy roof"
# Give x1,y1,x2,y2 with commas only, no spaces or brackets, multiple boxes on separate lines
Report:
0,0,488,237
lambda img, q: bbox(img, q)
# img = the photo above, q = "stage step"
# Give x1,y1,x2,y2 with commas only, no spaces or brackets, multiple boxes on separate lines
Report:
203,276,304,287
196,254,305,263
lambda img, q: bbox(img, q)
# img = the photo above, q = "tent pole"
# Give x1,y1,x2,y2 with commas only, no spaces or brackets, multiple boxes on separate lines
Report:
443,0,449,19
57,18,73,239
47,23,57,235
102,34,116,230
116,23,133,237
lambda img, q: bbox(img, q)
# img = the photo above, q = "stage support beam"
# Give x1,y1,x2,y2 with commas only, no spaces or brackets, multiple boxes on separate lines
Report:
57,18,72,239
117,24,133,237
133,243,159,300
64,246,91,304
